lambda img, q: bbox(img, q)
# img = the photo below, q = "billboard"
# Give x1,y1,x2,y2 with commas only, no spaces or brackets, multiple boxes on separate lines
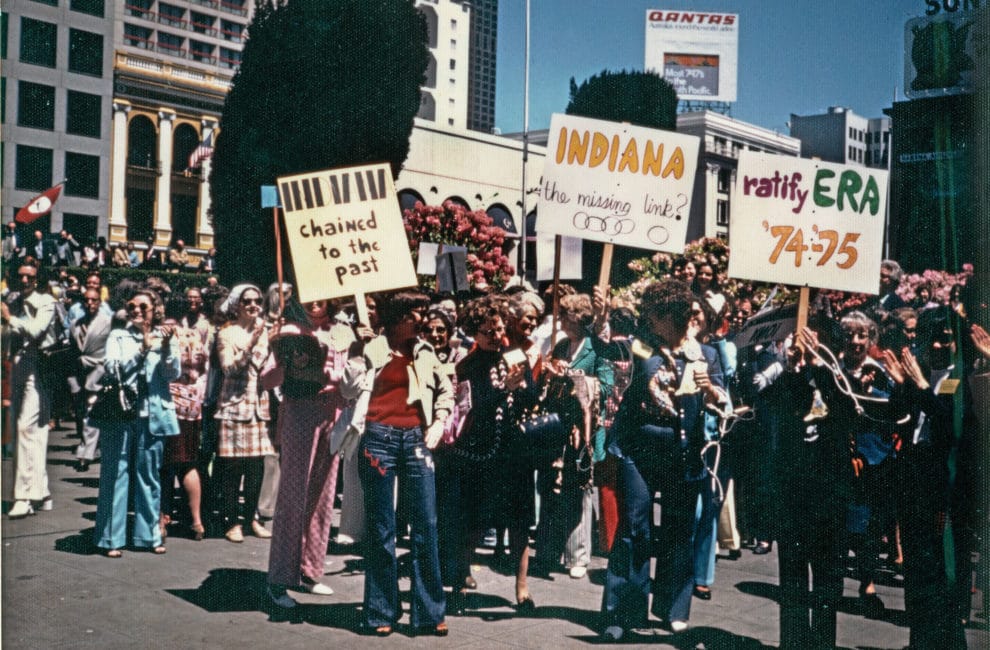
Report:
645,10,738,102
536,113,700,254
904,12,976,99
727,151,888,295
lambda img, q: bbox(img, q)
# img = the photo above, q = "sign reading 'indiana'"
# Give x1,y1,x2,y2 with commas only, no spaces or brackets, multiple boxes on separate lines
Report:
536,113,700,254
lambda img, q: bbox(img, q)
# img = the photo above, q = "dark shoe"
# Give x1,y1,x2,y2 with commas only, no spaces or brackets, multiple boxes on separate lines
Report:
515,595,536,611
75,459,90,472
693,585,712,600
419,622,448,637
860,592,885,618
727,549,742,560
190,523,205,541
463,575,477,590
753,541,772,555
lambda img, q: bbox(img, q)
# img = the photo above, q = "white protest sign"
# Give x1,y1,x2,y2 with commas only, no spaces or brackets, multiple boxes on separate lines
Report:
537,113,700,253
731,304,797,349
728,151,888,295
536,233,583,282
277,163,417,303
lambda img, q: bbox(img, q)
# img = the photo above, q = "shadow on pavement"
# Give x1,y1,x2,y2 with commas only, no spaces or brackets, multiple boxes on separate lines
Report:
54,527,100,555
569,625,773,648
167,568,269,613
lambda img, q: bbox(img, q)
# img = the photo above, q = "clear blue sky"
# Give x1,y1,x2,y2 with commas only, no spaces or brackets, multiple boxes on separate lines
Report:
494,0,932,135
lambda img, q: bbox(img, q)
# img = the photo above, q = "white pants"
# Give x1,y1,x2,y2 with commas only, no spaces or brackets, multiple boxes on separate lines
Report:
11,354,51,502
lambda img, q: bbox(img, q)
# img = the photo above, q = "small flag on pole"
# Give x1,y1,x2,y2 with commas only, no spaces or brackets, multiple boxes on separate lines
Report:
15,182,64,224
186,132,214,171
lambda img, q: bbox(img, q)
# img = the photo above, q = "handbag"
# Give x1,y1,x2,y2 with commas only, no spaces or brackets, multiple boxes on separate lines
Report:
88,364,138,422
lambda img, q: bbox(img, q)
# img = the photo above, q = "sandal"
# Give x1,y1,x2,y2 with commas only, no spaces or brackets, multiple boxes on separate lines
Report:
104,549,123,559
152,545,167,555
190,523,205,541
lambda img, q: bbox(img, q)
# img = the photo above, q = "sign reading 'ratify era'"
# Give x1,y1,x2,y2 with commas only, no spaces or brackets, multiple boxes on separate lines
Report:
728,150,888,295
277,162,417,303
537,113,700,254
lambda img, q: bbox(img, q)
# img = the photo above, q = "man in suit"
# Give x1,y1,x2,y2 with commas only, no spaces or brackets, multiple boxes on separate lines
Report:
31,230,57,267
2,222,22,264
55,230,82,267
69,287,113,472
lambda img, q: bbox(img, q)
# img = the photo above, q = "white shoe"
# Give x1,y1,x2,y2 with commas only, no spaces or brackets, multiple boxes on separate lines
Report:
568,565,587,579
335,533,355,545
34,497,53,512
8,500,34,518
267,586,297,609
670,620,688,632
302,581,334,596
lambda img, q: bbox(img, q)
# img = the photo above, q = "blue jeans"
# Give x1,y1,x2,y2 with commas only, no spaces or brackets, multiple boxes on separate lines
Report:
359,422,445,628
93,418,163,550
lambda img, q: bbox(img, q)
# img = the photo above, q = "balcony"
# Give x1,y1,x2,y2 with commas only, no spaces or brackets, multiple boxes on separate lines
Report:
218,0,247,16
190,51,217,65
123,34,154,50
157,41,187,59
158,14,187,29
189,0,218,7
218,53,242,69
220,28,244,43
124,3,154,19
191,21,217,37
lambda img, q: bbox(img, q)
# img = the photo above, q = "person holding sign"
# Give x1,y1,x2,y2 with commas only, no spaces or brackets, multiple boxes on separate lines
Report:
341,291,453,637
600,280,727,641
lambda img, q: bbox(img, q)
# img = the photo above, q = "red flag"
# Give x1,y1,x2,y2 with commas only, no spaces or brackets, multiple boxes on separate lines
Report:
15,183,63,224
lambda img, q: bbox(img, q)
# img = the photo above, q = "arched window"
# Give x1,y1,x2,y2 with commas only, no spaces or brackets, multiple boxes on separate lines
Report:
127,114,157,170
419,5,438,49
444,195,470,210
398,189,424,213
417,91,436,121
172,122,200,174
485,203,516,235
423,53,437,89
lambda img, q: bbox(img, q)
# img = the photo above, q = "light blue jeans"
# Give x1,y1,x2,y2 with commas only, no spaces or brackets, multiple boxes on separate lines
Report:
93,418,163,550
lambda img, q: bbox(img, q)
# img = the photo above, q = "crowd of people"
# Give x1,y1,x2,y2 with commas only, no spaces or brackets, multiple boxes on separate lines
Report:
1,240,986,647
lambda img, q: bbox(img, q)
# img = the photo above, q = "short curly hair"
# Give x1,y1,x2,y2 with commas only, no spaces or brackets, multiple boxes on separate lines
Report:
559,293,594,331
459,293,510,337
640,279,695,333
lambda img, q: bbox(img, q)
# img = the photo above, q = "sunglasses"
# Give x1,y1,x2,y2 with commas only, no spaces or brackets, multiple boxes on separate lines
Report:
240,297,263,306
126,302,151,312
425,326,447,334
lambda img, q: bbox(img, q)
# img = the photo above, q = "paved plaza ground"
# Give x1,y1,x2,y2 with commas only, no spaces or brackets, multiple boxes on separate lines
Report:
2,425,987,648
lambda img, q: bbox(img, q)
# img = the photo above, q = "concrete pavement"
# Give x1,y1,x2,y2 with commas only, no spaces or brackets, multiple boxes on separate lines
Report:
2,425,986,648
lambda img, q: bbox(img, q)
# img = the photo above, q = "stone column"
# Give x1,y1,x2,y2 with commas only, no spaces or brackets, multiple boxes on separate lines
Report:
154,109,176,245
108,100,131,241
196,119,217,248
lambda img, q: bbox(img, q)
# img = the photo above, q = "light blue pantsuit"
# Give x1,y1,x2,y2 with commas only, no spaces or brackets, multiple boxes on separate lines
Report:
94,420,164,549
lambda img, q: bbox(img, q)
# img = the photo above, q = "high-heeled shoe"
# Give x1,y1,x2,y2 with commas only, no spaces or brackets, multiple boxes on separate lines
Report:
190,523,205,541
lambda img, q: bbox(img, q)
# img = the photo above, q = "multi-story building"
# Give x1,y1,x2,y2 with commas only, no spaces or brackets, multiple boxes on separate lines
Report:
676,110,801,241
2,0,115,241
789,106,890,169
416,0,498,134
110,0,252,249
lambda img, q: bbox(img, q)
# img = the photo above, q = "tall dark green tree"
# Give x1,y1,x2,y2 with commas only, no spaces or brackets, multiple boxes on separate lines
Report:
564,69,680,289
210,0,429,285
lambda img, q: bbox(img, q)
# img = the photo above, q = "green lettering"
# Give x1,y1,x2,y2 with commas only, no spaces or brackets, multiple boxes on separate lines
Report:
836,170,862,212
813,169,836,208
861,175,881,215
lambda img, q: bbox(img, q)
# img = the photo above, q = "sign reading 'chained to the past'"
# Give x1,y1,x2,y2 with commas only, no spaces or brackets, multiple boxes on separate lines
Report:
537,113,700,253
728,151,888,295
277,162,417,303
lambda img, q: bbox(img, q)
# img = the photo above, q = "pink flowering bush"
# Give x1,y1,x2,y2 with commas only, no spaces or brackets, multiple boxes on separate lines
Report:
403,200,515,291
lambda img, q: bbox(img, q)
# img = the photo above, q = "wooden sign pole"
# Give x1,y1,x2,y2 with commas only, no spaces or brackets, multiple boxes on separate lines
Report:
598,243,614,290
550,235,562,342
274,206,285,315
795,285,810,345
355,291,370,327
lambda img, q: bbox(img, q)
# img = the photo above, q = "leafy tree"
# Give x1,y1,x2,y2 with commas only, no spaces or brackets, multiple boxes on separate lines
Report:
210,0,429,285
564,69,679,289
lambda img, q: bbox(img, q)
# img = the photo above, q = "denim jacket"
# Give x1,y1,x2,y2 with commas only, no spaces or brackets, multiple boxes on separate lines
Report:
104,325,182,436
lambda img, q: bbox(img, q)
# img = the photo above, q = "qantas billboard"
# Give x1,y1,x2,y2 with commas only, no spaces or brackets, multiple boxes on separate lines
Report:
645,10,739,103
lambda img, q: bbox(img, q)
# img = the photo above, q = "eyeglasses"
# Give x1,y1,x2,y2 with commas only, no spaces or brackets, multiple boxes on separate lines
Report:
126,302,151,313
240,297,263,306
425,326,447,334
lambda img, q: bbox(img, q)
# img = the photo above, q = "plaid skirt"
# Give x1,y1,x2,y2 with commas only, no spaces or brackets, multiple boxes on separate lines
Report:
218,418,274,458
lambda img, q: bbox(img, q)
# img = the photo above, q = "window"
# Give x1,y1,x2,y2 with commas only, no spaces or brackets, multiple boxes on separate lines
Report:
190,12,216,36
157,32,185,58
71,0,105,17
66,90,101,137
716,199,729,227
20,18,57,68
65,152,100,198
2,13,8,59
218,47,242,69
717,167,731,193
62,213,98,241
32,0,58,5
220,19,244,42
848,145,855,160
124,24,153,49
18,81,56,130
69,29,103,76
189,40,215,64
449,58,455,70
126,0,154,19
15,145,53,191
158,3,187,28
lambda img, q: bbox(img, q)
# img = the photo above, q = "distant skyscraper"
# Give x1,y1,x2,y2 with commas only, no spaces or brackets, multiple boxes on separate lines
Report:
789,106,890,169
461,0,498,133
